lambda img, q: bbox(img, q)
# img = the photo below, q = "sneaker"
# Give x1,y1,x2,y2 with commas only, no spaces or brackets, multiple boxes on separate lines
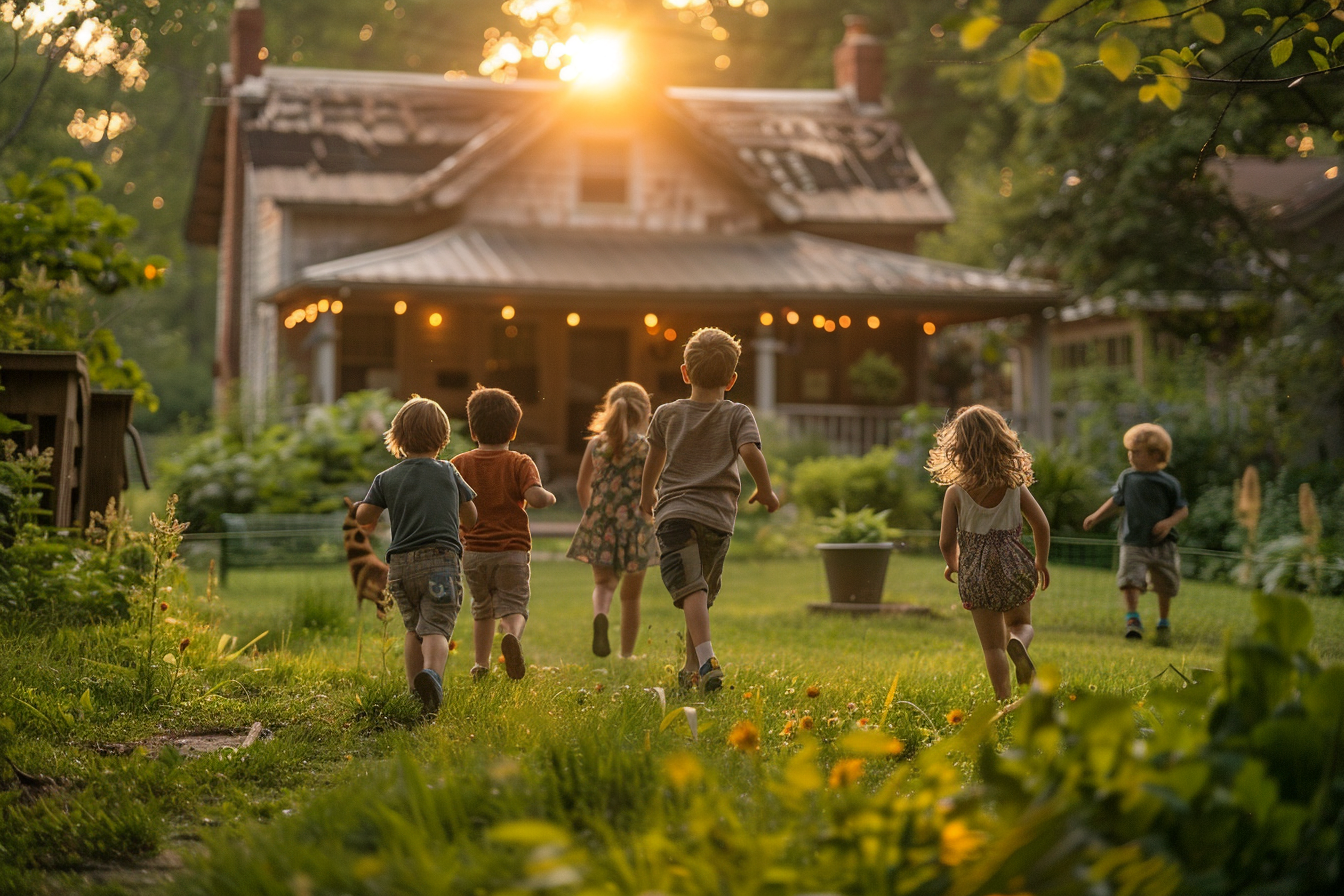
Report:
1154,623,1171,647
1007,637,1035,686
412,668,443,717
698,657,724,694
470,664,491,682
501,632,526,680
592,613,611,658
1125,617,1144,640
677,667,698,690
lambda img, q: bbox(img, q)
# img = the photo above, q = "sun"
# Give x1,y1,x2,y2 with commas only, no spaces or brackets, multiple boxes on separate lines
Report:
560,32,627,87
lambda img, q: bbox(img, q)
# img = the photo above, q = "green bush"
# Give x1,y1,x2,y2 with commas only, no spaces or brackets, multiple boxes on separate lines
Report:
1026,441,1109,534
789,446,940,529
846,349,906,405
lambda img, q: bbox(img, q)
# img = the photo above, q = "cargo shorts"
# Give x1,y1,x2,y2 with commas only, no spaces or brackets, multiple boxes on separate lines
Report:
463,550,531,621
1117,541,1181,598
387,546,463,640
656,518,732,609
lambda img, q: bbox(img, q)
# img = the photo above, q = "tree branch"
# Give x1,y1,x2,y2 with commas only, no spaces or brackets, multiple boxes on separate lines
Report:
0,46,68,156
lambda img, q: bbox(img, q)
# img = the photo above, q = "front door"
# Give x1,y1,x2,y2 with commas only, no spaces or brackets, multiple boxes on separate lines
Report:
567,327,628,454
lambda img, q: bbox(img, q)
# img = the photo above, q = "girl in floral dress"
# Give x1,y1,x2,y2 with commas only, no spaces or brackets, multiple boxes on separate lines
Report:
927,405,1052,700
567,382,659,658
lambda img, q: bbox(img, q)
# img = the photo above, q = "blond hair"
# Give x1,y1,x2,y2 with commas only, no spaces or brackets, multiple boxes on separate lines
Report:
384,394,451,458
683,327,741,388
1124,423,1172,468
587,381,651,462
926,405,1035,493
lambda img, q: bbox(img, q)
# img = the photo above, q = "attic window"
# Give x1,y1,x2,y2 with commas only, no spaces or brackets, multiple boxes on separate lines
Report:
578,137,630,205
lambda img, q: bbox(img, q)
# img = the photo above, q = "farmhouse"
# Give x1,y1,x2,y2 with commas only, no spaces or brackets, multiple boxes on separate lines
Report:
187,3,1062,467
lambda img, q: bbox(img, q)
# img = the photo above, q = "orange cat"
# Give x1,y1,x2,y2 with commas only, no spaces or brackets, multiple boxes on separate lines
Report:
342,497,391,619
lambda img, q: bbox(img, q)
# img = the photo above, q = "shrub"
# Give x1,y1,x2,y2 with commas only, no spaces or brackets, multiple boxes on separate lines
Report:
1026,441,1109,534
846,350,905,405
789,446,940,529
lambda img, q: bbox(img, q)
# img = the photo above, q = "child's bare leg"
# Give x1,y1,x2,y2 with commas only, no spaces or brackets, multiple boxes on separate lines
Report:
421,633,449,679
1157,593,1172,621
591,566,618,616
473,616,494,669
404,631,424,689
969,607,1012,701
1121,587,1142,613
499,613,526,639
683,623,696,672
1006,601,1034,649
618,570,645,656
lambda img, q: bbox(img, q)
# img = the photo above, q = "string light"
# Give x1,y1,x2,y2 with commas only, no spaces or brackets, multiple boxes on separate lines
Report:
786,310,800,325
394,301,407,315
838,315,850,329
812,314,825,329
824,319,836,332
567,312,580,326
317,299,329,313
759,312,773,326
501,305,516,319
429,312,443,327
331,301,344,314
867,316,880,329
664,328,677,341
305,306,317,323
284,318,296,329
644,313,658,327
923,321,937,335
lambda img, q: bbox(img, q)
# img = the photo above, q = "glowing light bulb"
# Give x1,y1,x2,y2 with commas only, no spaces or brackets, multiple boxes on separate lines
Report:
394,300,407,315
867,316,880,329
838,315,850,329
824,319,836,332
812,314,825,329
786,310,800,325
317,299,330,313
664,328,677,342
759,312,773,326
429,312,443,327
923,321,937,335
567,312,580,326
331,300,343,314
501,305,516,320
305,307,318,323
644,313,658,328
284,318,296,329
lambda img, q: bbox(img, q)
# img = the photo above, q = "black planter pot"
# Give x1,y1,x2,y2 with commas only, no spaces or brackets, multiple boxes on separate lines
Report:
816,542,894,604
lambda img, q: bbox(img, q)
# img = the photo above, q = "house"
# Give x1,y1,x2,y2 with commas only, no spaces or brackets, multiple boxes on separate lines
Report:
187,3,1063,466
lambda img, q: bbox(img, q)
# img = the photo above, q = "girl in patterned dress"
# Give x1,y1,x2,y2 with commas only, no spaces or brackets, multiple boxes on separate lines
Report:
567,382,659,658
927,405,1051,700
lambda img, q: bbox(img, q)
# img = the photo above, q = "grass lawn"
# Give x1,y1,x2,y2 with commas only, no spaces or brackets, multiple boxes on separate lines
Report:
4,550,1342,895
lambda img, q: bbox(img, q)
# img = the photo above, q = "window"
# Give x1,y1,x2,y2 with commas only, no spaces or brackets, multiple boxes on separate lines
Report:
579,137,630,205
483,323,539,402
1104,335,1133,368
1057,341,1089,370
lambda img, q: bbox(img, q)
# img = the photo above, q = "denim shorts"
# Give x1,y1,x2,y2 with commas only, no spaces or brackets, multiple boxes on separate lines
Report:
462,550,531,620
656,518,731,608
387,546,463,639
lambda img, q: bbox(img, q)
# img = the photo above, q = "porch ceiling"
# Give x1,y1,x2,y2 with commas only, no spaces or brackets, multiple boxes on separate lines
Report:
279,225,1062,316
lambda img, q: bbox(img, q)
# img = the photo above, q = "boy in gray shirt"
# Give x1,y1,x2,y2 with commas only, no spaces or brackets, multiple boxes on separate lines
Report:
640,327,779,693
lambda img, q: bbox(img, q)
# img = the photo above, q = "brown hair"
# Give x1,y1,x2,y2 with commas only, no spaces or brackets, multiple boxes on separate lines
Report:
683,327,741,388
466,385,523,445
384,394,451,458
1124,423,1172,467
587,381,651,462
925,405,1035,493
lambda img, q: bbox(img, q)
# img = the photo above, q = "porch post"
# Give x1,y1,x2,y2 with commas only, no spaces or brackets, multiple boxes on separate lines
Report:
310,313,337,405
754,322,779,414
1028,310,1052,443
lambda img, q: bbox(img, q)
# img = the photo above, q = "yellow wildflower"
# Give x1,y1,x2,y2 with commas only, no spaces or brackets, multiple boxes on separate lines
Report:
806,685,821,698
827,757,864,789
728,720,760,752
800,715,814,729
939,819,986,865
663,752,703,789
946,708,965,725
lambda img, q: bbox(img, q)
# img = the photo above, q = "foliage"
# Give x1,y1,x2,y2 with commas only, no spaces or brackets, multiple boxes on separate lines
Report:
0,158,164,408
0,440,52,544
846,349,906,405
789,446,941,529
159,390,413,532
1027,440,1110,534
817,505,896,544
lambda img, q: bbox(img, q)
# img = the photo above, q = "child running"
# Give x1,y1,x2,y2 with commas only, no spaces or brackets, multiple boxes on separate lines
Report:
451,386,556,681
356,396,477,717
567,382,660,658
640,327,779,694
1083,423,1188,645
927,405,1050,701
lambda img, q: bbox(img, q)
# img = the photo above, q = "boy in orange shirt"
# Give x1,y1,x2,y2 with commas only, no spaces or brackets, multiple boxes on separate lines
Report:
451,386,556,680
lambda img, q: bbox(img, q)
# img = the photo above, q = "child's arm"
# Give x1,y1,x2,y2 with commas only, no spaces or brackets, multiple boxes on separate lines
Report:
639,443,666,519
938,488,958,582
738,443,780,512
460,499,478,531
1083,497,1119,531
524,485,556,509
355,501,383,534
575,440,596,510
1151,504,1188,540
1021,486,1051,591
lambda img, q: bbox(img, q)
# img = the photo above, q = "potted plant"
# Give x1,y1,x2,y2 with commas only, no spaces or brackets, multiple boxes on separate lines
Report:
816,506,895,605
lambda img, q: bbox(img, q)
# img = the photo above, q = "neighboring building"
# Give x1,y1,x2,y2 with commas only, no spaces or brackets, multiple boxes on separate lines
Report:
187,3,1062,465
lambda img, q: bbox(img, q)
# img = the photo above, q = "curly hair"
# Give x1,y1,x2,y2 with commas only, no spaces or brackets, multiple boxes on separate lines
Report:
587,381,651,462
1123,423,1172,468
925,405,1034,493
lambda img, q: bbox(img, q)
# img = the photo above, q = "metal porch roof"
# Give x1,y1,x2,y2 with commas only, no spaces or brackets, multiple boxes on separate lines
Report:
291,225,1059,309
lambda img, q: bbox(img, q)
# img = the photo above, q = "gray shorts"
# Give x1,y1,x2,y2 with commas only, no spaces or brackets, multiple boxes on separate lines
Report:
656,518,731,608
463,550,531,621
387,546,462,640
1117,541,1181,598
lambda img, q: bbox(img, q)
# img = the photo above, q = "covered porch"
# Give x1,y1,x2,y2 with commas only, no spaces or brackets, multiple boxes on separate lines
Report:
266,224,1062,466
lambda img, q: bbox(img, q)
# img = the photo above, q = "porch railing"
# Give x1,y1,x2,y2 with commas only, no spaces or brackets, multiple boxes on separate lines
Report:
774,403,916,456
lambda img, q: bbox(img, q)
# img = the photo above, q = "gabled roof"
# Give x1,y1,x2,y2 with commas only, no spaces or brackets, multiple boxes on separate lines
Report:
1210,155,1344,231
279,224,1056,314
188,65,953,239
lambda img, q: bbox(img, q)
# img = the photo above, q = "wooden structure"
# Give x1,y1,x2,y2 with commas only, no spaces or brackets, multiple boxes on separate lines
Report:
0,352,150,527
188,5,1064,465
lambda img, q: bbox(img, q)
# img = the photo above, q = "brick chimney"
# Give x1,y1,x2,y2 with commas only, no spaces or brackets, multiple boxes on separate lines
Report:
833,15,884,107
230,0,265,83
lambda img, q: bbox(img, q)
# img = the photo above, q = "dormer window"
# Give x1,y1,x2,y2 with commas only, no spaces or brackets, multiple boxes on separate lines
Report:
578,137,630,205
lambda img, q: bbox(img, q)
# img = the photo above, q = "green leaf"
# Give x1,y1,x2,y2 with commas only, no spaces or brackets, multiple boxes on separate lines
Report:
488,820,570,846
1314,36,1330,52
1124,0,1172,28
1309,50,1330,71
79,689,93,712
1191,12,1224,44
1025,48,1065,103
1099,33,1140,80
961,16,1001,50
1019,21,1048,43
1242,7,1271,19
1095,20,1123,37
998,57,1025,99
1271,38,1294,67
1303,667,1344,731
1040,0,1082,21
1332,32,1344,52
1252,593,1313,654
